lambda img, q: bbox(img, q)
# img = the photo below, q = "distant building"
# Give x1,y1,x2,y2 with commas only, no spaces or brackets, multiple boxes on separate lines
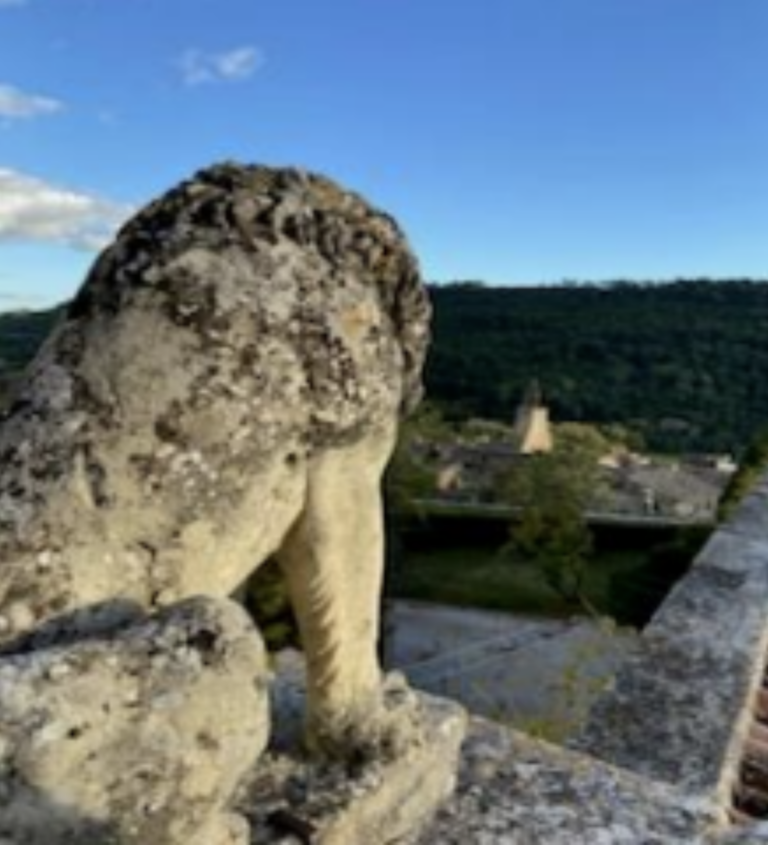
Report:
435,463,464,494
513,381,553,455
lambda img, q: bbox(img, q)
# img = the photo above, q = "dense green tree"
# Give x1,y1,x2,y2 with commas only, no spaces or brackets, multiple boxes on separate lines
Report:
383,404,445,600
383,403,446,513
607,527,710,628
500,425,608,615
243,559,299,653
0,306,61,409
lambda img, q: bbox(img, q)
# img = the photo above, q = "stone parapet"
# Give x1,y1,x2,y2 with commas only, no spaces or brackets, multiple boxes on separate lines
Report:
413,473,768,842
574,479,768,813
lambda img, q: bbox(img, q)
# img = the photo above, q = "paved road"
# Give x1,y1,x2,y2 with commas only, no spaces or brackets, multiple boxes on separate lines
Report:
412,498,715,529
383,600,637,740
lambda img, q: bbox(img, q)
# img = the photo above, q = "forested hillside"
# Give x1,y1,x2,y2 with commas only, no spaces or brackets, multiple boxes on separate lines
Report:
3,279,768,453
0,306,61,399
428,279,768,453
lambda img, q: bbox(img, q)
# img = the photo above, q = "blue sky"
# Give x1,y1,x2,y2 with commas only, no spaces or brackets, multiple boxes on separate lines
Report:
1,0,767,309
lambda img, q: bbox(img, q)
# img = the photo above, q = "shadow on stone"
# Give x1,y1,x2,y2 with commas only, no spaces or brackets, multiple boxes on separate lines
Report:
0,784,120,845
0,598,146,657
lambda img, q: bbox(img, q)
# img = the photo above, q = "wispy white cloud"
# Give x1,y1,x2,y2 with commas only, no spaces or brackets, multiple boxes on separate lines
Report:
178,46,264,86
0,83,63,120
0,169,132,251
0,0,27,8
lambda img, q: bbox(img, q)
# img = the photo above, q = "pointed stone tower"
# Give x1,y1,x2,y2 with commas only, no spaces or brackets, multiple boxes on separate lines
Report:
513,381,554,455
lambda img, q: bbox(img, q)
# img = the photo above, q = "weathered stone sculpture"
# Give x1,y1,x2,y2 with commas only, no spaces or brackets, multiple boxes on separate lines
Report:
0,596,266,845
0,162,430,761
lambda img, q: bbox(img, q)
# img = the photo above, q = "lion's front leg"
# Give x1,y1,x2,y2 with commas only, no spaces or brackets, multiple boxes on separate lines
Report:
276,424,397,760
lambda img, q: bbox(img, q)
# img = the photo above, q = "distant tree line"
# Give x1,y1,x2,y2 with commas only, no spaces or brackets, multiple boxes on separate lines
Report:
427,279,768,454
0,306,61,402
5,279,768,453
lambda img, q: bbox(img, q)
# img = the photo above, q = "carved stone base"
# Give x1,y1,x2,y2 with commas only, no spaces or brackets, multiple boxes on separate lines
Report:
244,654,467,844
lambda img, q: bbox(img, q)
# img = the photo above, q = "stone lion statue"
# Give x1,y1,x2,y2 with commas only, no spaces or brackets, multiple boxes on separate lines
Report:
0,162,430,757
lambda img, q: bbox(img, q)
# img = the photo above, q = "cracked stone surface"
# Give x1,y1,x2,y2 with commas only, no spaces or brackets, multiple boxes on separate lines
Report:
413,716,768,844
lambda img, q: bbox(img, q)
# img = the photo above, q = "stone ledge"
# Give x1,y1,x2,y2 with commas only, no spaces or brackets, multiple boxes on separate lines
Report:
418,718,722,844
574,502,768,799
720,483,768,541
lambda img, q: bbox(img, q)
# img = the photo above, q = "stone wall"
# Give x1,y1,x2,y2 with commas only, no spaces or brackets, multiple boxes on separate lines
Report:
415,471,768,843
575,472,768,818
